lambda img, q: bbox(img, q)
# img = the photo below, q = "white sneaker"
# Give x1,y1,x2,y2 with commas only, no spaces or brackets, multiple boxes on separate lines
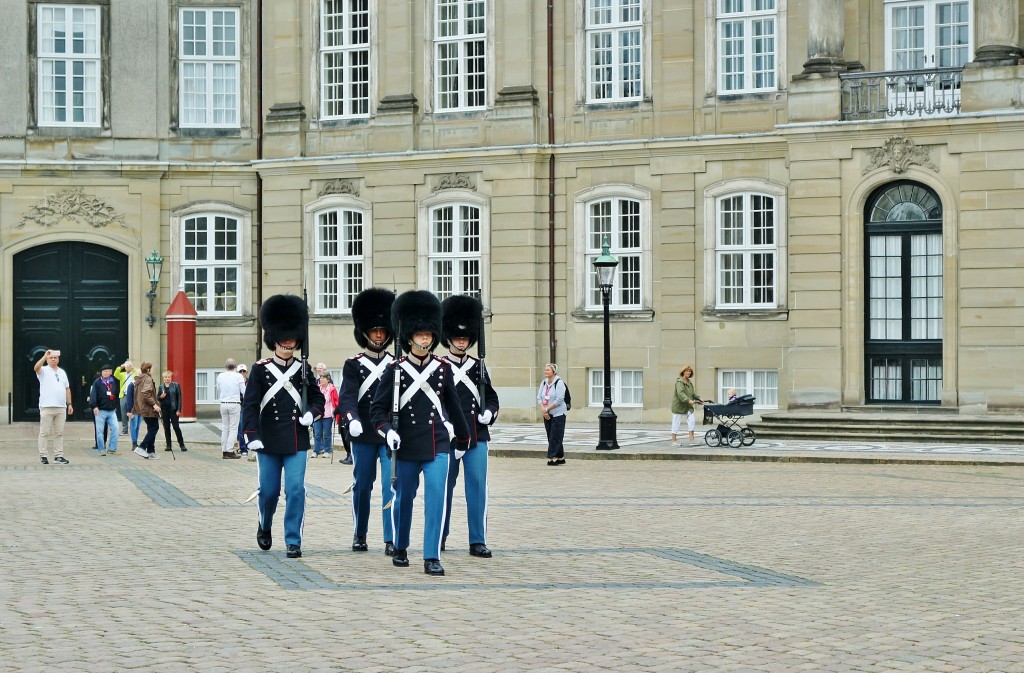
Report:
134,447,149,459
148,452,160,460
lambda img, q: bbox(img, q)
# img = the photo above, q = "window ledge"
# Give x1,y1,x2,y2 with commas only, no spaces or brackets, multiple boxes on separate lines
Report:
311,117,370,130
701,308,789,321
571,308,655,322
173,127,243,138
196,315,254,327
28,126,111,138
310,314,354,324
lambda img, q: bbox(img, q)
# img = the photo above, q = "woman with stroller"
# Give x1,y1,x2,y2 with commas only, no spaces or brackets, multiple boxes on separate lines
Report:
671,365,701,446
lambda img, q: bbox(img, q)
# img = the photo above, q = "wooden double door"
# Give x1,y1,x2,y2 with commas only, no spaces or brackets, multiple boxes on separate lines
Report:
13,243,128,422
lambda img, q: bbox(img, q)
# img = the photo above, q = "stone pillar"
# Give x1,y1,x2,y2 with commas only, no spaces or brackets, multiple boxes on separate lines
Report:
799,0,847,75
971,0,1023,65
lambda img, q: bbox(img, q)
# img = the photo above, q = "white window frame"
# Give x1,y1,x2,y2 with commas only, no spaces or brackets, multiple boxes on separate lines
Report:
179,7,240,128
304,194,373,315
575,184,652,312
432,0,488,112
703,179,788,312
584,0,644,103
716,0,778,94
37,4,101,127
195,368,221,404
718,369,778,409
417,190,490,303
704,0,786,99
170,203,252,318
588,368,644,407
319,0,372,119
884,0,973,70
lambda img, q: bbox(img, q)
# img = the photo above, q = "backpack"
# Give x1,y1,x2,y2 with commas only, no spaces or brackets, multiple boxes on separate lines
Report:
562,379,572,411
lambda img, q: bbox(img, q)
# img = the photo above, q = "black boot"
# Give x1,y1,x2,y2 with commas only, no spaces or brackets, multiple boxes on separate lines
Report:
424,559,445,576
392,549,409,567
352,535,368,552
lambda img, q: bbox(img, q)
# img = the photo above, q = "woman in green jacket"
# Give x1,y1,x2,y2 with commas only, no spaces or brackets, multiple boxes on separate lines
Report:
671,365,700,446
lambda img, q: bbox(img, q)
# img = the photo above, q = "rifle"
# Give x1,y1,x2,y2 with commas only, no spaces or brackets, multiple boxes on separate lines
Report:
301,288,309,414
382,317,401,511
477,310,487,405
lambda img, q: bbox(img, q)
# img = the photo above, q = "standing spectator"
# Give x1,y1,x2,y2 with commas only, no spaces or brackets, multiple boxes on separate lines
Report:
132,362,161,460
89,364,120,456
113,360,136,434
536,363,567,466
313,372,338,458
124,377,142,451
34,349,73,464
158,370,187,452
671,365,700,447
216,358,245,459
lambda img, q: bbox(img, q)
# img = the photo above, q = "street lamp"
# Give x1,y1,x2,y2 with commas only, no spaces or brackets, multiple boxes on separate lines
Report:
145,249,164,328
593,236,619,451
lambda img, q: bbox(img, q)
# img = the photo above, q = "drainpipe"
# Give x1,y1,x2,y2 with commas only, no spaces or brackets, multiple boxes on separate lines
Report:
255,0,264,356
546,0,556,364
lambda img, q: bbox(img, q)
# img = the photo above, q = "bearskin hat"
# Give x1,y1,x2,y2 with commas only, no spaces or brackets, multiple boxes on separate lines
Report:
441,294,483,349
392,290,442,353
260,294,308,352
351,287,396,350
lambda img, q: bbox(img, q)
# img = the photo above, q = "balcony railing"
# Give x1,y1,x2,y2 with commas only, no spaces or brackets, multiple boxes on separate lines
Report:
840,67,963,121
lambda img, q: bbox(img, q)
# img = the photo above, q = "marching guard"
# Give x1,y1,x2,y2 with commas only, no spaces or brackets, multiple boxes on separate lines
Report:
242,294,325,559
338,287,396,555
369,290,470,576
440,294,499,558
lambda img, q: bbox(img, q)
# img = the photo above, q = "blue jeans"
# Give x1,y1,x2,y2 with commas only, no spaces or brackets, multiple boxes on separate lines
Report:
313,417,334,455
350,441,394,542
129,413,142,445
94,410,120,453
392,453,449,560
442,441,489,546
256,451,309,548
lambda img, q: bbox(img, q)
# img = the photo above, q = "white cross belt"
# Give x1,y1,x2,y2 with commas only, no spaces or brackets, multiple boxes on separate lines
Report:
260,360,302,413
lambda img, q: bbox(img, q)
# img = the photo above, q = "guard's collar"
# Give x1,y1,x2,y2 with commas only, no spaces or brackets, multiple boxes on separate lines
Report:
406,353,429,367
446,352,468,364
272,355,295,367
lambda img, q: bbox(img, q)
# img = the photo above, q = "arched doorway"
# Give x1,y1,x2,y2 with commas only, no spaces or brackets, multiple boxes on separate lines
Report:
863,181,942,404
13,243,128,421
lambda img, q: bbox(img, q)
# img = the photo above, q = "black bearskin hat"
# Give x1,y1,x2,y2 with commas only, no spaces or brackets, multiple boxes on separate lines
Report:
260,294,308,351
392,290,442,353
351,287,396,350
441,294,483,349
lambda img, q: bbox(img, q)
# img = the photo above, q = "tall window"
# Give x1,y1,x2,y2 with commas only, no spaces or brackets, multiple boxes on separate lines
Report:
429,203,481,299
717,0,777,94
182,213,241,315
586,197,642,310
434,0,486,111
589,369,644,407
179,8,240,128
885,0,972,70
716,193,776,308
37,4,101,126
718,369,778,408
586,0,642,102
321,0,370,118
315,208,365,313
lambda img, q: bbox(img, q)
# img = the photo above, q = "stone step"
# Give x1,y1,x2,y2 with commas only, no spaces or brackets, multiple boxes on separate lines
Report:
748,412,1024,444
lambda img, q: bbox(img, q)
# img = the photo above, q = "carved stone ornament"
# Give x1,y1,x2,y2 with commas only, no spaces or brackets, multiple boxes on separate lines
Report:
862,136,938,175
17,188,126,229
433,172,475,192
318,179,358,197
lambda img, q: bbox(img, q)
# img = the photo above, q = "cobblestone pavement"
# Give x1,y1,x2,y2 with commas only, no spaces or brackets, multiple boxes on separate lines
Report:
4,421,1024,671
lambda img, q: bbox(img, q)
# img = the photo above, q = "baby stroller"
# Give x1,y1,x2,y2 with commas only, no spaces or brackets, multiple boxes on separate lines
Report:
702,394,756,447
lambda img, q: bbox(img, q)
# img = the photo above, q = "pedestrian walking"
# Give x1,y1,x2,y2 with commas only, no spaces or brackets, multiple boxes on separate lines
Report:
370,290,470,576
34,349,73,464
440,294,499,558
113,360,136,434
216,358,245,459
132,362,162,460
338,287,396,555
537,363,567,465
89,364,120,456
671,365,700,446
242,294,324,559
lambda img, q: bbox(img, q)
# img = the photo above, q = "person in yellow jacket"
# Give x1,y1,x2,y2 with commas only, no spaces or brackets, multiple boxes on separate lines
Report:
113,360,137,435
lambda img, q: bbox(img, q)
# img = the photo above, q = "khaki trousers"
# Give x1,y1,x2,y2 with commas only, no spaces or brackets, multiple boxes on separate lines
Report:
38,407,67,457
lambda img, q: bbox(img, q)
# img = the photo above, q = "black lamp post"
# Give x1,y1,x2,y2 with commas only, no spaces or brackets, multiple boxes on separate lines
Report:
145,249,164,328
593,236,619,451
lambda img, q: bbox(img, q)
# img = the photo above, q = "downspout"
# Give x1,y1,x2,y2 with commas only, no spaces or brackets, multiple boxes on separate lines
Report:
546,0,556,364
255,0,264,356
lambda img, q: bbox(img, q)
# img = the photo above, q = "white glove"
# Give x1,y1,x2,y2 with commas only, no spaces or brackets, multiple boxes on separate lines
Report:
443,421,455,440
386,430,401,453
454,449,466,460
477,410,493,425
299,412,314,427
247,440,264,451
349,419,363,436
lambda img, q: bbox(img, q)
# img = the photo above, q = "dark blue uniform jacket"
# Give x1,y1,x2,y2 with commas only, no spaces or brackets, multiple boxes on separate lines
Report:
241,356,325,456
337,351,394,443
443,354,499,448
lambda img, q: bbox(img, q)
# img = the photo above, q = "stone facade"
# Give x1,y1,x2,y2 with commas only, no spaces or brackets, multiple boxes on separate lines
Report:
2,1,1024,420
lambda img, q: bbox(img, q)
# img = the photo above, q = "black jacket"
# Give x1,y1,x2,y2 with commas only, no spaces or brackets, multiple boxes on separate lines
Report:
241,356,325,456
337,351,394,443
158,382,182,413
443,353,499,448
88,377,121,412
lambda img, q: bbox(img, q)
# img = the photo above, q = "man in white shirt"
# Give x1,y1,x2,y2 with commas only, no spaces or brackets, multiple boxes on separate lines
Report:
216,358,245,459
34,349,73,465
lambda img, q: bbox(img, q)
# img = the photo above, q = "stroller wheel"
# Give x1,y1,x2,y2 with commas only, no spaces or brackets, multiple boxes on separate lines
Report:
727,430,744,448
741,428,756,446
704,429,721,447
